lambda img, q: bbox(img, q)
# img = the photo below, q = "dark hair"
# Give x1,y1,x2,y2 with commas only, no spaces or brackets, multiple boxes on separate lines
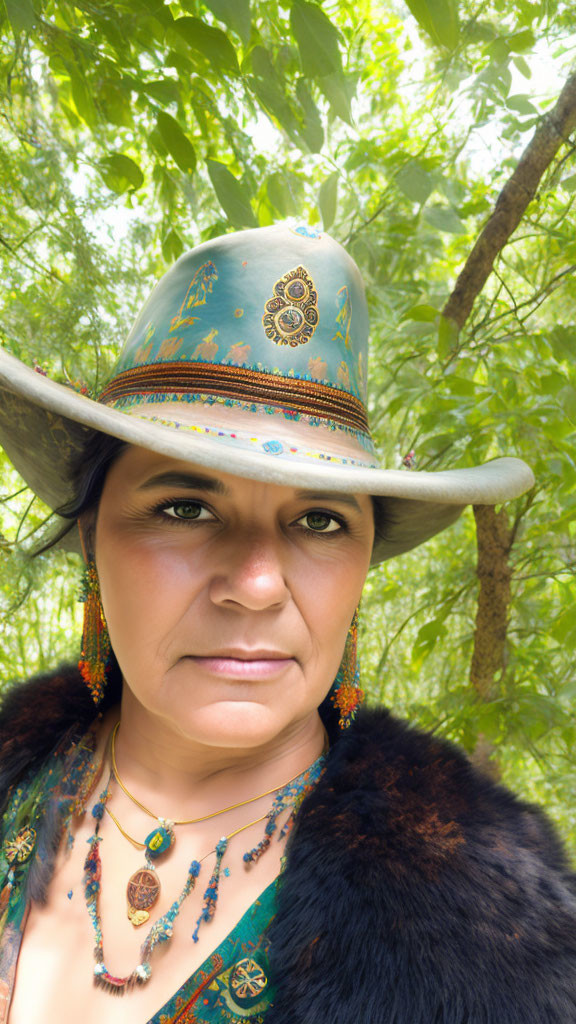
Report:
34,431,128,555
37,431,390,554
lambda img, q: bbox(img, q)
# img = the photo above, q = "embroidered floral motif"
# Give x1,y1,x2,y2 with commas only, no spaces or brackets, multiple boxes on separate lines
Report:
332,285,352,349
307,356,328,380
157,337,184,361
229,958,268,1008
3,828,36,866
133,340,154,366
225,343,251,365
193,330,219,361
262,266,319,348
170,262,218,333
337,361,351,389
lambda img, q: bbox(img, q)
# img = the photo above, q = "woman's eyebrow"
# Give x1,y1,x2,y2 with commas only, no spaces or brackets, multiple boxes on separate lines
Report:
137,472,228,494
295,490,362,512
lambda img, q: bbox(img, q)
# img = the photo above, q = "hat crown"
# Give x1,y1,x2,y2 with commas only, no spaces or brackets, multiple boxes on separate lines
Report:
113,224,370,404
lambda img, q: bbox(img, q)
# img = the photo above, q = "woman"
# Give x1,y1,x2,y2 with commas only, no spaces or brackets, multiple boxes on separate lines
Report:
0,224,575,1024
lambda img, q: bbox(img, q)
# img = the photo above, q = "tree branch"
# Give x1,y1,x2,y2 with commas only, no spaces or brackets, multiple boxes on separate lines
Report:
442,70,576,329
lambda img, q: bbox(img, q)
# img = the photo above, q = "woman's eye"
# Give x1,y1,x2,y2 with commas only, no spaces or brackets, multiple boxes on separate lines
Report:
298,511,342,533
162,501,210,521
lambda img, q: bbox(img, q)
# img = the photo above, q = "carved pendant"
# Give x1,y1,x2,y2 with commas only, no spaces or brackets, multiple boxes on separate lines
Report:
144,820,175,859
126,866,161,928
262,265,319,347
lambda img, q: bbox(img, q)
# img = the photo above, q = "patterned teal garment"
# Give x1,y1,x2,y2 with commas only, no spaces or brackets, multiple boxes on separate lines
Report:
0,730,276,1024
148,881,276,1024
0,727,100,1024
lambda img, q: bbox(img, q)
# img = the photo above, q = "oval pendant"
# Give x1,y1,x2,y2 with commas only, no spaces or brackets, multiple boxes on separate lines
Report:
126,867,160,928
144,823,174,859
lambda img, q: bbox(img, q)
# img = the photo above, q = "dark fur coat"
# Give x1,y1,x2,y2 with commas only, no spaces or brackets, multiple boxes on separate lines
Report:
2,665,576,1023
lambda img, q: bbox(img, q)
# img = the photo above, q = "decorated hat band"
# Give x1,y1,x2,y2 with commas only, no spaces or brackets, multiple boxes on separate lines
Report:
98,362,371,436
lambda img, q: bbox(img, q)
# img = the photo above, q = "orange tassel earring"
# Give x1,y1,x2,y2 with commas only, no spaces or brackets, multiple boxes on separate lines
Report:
78,561,111,705
331,607,364,729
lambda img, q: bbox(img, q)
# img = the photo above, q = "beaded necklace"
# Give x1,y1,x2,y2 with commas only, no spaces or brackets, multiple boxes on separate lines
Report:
84,748,327,992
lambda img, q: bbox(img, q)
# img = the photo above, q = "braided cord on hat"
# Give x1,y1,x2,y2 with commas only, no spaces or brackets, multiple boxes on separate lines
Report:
98,363,370,435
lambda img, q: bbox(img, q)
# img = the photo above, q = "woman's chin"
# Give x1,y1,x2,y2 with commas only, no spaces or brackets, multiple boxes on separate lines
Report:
163,699,295,750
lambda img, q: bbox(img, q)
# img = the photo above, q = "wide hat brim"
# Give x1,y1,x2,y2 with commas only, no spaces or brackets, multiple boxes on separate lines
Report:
0,348,534,564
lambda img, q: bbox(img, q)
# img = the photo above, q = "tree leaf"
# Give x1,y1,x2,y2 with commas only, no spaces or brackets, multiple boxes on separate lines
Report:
404,0,459,50
561,173,576,193
317,71,353,125
206,159,257,227
506,93,538,115
290,0,343,78
559,384,576,424
512,55,531,79
411,619,447,667
97,80,132,128
507,28,535,53
295,78,324,152
203,0,251,45
171,16,239,75
266,171,298,217
141,79,181,105
396,160,434,204
70,73,98,128
402,304,439,322
248,76,300,141
318,170,338,229
156,112,197,174
424,203,466,234
98,154,144,194
437,314,459,358
2,0,36,34
162,228,185,263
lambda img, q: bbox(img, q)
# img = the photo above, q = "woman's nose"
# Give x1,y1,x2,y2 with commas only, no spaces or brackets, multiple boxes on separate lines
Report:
208,530,290,611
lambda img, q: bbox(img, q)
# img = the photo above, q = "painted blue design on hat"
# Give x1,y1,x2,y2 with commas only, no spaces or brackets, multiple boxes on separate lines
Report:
294,225,322,239
262,440,284,455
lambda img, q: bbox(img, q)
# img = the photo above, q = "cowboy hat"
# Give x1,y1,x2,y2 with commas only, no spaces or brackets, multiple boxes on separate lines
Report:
0,224,534,564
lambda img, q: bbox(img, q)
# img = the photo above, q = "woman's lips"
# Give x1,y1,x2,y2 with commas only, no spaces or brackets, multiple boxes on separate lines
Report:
188,655,294,679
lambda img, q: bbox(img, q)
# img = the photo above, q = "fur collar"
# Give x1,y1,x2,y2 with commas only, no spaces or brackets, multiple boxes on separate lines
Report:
2,667,576,1022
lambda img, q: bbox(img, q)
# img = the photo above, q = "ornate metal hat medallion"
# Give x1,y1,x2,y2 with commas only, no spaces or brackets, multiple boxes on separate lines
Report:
262,265,319,347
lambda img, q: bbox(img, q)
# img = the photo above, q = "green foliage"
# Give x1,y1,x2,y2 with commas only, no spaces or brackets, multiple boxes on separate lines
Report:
156,111,197,173
0,0,575,852
404,0,459,50
207,159,258,226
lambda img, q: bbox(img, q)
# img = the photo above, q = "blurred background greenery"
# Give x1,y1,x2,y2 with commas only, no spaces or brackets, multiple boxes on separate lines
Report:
1,0,575,850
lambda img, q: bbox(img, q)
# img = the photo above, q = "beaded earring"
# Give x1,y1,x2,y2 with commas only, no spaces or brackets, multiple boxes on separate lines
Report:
78,561,111,705
331,607,364,729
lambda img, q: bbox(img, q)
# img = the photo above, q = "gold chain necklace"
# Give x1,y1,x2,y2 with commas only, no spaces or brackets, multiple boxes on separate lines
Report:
110,720,319,826
107,721,329,927
105,802,270,852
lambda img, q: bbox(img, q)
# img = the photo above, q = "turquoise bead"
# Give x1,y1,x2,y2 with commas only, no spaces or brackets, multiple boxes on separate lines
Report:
144,825,173,858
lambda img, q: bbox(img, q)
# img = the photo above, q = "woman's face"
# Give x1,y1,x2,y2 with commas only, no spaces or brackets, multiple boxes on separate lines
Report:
92,446,374,749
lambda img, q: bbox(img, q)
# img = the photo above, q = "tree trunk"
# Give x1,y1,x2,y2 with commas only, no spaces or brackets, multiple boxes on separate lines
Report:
441,70,576,773
468,506,512,775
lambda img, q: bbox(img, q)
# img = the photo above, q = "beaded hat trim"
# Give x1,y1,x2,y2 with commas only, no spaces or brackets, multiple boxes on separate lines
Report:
128,415,378,468
98,362,370,435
